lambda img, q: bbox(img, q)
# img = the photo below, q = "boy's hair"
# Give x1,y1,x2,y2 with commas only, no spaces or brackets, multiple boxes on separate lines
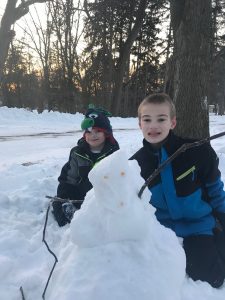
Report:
138,93,176,119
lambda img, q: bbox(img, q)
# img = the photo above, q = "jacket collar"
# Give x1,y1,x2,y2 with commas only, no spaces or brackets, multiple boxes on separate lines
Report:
143,130,181,155
77,137,119,156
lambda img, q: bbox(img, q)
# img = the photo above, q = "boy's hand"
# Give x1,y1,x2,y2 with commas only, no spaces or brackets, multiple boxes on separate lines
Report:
62,202,76,222
52,200,72,227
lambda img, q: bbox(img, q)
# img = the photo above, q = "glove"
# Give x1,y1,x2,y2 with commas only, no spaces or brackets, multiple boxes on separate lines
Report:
52,200,68,227
62,202,76,222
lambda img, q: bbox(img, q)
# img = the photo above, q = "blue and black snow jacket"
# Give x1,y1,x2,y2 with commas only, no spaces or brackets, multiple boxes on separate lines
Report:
131,131,225,237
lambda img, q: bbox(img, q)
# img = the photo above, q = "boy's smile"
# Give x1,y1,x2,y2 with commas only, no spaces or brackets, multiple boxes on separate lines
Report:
139,103,176,146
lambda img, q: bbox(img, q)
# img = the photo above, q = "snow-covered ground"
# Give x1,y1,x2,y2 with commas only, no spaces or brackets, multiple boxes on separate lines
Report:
0,107,225,300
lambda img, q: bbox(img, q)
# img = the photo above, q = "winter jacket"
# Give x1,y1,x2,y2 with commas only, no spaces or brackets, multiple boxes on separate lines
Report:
130,131,225,237
53,137,119,226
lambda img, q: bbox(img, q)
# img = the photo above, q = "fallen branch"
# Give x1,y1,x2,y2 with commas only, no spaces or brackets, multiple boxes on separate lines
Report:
20,286,25,300
42,196,83,299
42,201,58,300
46,195,83,204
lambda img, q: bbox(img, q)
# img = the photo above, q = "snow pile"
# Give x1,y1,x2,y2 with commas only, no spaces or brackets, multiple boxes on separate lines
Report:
0,106,84,135
1,107,225,300
48,150,185,300
0,107,138,137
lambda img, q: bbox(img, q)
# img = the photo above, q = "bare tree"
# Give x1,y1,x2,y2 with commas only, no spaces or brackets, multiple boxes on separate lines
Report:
22,4,53,111
50,0,84,112
0,0,51,83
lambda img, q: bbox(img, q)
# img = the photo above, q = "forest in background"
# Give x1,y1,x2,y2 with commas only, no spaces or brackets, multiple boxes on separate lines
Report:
1,0,225,138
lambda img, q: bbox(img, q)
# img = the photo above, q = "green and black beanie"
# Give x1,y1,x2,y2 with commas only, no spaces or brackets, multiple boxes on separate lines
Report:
81,106,113,134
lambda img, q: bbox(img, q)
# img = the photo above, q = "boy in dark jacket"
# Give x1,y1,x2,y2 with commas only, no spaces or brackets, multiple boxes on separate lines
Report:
130,93,225,288
53,107,119,227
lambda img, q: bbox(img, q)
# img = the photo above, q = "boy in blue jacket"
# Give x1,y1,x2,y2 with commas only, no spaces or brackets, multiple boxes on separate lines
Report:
131,93,225,287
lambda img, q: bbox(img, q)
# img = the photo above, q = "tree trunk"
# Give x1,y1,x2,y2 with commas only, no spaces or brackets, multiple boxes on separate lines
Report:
171,0,211,139
0,0,17,83
112,0,147,115
0,0,50,83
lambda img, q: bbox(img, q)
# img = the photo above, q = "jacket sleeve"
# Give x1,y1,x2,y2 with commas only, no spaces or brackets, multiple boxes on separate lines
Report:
199,144,225,213
52,178,83,227
52,151,83,227
56,150,85,207
214,211,225,231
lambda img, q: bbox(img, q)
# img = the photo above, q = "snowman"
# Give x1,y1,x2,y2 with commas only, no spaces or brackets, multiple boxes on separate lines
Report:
48,150,185,300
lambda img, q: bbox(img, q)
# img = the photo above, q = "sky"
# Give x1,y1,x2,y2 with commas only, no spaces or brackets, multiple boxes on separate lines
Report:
0,0,8,18
0,1,47,29
0,0,49,64
0,0,85,57
1,107,225,299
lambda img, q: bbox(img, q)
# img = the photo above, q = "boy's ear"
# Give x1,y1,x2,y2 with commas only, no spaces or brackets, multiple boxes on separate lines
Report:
138,119,142,129
171,117,177,129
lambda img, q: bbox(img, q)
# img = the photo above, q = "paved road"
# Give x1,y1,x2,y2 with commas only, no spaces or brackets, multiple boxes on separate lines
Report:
0,128,138,141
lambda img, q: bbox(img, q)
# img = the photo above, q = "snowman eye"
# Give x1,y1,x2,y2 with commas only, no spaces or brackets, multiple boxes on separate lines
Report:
88,113,98,118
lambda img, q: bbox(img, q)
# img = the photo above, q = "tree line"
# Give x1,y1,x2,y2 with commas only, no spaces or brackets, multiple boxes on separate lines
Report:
0,0,225,138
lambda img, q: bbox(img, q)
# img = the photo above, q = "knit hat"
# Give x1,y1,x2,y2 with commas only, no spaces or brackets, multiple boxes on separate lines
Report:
81,106,113,134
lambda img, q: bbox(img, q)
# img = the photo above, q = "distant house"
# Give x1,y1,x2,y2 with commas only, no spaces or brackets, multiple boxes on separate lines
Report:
208,105,215,113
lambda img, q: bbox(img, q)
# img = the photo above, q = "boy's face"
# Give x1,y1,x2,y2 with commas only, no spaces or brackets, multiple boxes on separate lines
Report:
139,103,176,145
85,128,106,151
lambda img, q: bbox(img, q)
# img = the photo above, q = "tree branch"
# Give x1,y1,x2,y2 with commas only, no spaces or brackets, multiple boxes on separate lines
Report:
14,0,53,22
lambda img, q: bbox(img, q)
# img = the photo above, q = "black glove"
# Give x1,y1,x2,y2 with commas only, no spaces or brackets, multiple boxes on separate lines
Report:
62,202,76,222
52,200,69,227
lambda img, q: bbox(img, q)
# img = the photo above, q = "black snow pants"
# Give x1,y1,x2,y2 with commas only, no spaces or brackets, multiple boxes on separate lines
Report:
183,229,225,288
